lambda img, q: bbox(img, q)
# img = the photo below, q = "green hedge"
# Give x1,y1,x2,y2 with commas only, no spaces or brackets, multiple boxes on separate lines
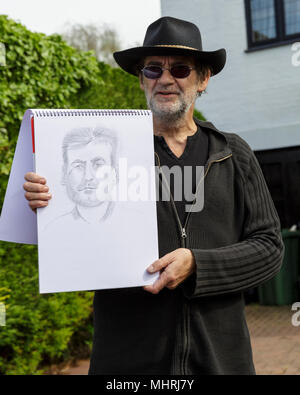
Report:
0,15,205,375
0,244,93,374
0,15,103,375
0,15,146,375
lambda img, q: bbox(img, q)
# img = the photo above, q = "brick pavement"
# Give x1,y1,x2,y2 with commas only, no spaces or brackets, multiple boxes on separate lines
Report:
245,304,300,375
50,303,300,375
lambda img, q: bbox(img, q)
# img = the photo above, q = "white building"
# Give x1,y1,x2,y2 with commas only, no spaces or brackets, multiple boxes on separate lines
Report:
161,0,300,152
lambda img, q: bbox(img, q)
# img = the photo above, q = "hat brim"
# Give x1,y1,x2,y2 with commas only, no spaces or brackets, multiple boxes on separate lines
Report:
113,46,226,77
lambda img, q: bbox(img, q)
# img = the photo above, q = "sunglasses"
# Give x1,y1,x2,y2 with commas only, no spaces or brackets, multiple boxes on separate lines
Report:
141,64,195,79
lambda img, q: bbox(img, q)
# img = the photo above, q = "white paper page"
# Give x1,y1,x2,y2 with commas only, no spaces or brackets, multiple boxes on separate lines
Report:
34,110,159,293
0,109,37,244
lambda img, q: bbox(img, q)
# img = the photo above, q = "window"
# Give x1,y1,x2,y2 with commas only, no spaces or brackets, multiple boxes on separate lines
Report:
284,0,300,35
245,0,300,49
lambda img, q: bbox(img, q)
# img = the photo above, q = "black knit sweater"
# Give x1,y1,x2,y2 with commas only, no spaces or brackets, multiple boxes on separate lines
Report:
89,119,284,375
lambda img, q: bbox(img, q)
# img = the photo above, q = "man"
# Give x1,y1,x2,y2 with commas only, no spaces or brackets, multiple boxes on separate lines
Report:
23,17,284,374
45,127,118,228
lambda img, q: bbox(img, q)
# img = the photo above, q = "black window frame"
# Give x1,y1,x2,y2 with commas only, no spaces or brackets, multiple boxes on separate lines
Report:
245,0,300,51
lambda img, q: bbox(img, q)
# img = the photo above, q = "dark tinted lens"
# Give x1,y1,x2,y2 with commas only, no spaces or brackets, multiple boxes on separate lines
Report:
170,65,191,78
143,66,162,79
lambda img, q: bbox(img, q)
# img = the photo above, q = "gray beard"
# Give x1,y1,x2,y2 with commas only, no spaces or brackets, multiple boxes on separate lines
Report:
148,97,188,123
146,91,198,124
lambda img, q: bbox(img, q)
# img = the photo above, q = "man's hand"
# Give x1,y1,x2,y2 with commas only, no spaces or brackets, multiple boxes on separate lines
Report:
144,248,196,294
23,172,52,212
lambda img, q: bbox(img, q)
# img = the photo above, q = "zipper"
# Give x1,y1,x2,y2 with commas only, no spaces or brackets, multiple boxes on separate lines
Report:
155,152,187,247
181,227,187,240
155,150,232,374
179,302,189,374
182,153,233,234
155,151,232,245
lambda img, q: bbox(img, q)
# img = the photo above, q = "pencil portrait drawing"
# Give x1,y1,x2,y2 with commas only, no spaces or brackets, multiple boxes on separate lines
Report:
46,126,119,228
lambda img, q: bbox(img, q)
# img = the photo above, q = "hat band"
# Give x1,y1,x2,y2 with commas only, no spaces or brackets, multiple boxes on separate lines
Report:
154,44,199,51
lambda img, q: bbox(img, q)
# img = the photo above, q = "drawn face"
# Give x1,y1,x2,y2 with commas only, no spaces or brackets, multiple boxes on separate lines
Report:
65,140,113,207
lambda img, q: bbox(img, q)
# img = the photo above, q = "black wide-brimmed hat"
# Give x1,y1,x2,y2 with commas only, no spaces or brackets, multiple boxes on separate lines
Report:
113,16,226,77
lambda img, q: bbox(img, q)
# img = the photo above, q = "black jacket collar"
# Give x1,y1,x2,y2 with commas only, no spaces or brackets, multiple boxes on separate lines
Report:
194,118,233,162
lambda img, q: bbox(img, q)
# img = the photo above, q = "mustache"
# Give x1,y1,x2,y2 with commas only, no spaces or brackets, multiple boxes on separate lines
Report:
77,182,98,191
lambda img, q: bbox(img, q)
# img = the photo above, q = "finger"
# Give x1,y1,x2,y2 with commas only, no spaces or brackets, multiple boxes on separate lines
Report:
147,252,174,274
166,281,178,290
23,181,49,193
25,191,52,201
28,200,49,210
24,172,47,184
144,270,170,294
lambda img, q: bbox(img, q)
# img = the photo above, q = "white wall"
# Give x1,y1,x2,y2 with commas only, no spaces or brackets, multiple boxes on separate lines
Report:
161,0,300,150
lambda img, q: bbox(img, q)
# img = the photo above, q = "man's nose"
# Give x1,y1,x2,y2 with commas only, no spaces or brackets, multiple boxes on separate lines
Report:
84,162,95,181
158,68,175,84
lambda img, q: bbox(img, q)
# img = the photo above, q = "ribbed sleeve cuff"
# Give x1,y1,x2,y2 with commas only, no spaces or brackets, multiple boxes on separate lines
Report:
182,239,284,299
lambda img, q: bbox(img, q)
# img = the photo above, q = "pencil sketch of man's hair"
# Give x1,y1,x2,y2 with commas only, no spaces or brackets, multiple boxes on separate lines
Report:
62,127,118,178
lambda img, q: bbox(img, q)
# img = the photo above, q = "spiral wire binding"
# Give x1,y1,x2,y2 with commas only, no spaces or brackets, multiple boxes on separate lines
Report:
33,109,151,117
